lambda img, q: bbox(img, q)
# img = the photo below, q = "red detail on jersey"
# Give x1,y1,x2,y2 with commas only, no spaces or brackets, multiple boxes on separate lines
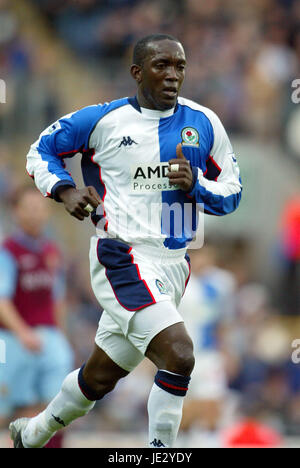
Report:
91,150,108,231
58,148,81,157
1,237,61,328
58,147,90,157
206,155,222,181
26,170,34,180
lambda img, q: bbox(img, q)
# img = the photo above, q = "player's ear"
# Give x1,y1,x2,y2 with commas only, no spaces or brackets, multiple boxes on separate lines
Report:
130,64,142,84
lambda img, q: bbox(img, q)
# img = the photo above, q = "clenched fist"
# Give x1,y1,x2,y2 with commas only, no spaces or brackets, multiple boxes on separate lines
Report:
167,143,194,192
56,186,102,221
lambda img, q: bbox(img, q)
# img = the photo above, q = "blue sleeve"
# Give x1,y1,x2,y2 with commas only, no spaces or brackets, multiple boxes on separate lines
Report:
26,104,103,201
0,250,17,299
186,110,242,216
188,170,242,216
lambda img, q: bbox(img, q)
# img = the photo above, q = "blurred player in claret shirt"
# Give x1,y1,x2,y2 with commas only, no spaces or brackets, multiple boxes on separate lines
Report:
0,186,73,448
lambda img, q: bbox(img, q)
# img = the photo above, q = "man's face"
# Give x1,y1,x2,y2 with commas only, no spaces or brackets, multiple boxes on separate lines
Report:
14,191,50,238
133,40,186,111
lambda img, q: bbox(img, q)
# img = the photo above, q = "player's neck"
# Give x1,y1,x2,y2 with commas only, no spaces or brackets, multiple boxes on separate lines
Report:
136,91,174,113
135,94,175,118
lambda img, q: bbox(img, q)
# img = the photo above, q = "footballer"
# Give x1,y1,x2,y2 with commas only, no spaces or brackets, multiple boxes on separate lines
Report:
10,34,242,448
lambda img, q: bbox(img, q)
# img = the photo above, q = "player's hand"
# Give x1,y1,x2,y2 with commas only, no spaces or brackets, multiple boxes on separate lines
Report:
57,186,102,221
167,143,194,192
17,328,42,353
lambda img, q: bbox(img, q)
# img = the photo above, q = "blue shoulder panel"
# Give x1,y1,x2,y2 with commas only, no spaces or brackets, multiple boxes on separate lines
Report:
36,98,129,200
37,104,104,158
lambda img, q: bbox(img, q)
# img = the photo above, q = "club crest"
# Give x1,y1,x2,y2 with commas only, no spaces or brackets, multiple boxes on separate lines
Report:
181,127,199,147
155,279,168,295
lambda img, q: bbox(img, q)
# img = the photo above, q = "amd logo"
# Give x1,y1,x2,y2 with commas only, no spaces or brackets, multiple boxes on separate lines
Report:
131,163,178,193
133,165,169,179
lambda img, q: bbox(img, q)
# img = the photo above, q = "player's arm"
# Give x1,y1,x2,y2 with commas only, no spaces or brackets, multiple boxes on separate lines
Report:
187,112,242,216
168,113,242,216
0,250,41,352
26,106,102,220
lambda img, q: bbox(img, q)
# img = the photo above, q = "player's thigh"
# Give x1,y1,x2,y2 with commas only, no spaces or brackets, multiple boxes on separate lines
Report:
126,301,194,373
0,331,37,416
92,310,145,376
36,327,74,402
126,301,186,359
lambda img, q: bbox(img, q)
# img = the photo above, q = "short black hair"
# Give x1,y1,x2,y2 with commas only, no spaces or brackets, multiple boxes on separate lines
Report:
133,34,181,66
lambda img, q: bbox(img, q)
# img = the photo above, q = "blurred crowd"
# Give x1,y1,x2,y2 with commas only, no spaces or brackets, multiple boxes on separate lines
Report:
7,0,300,136
0,0,299,447
1,0,300,137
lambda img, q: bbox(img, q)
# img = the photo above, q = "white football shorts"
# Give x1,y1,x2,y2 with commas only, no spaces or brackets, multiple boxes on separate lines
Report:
89,236,191,372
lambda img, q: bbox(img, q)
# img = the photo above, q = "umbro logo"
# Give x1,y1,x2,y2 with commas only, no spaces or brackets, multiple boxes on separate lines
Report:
118,136,137,147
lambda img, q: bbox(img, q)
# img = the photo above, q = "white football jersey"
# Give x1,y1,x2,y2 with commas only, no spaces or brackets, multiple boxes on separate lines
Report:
26,96,242,251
